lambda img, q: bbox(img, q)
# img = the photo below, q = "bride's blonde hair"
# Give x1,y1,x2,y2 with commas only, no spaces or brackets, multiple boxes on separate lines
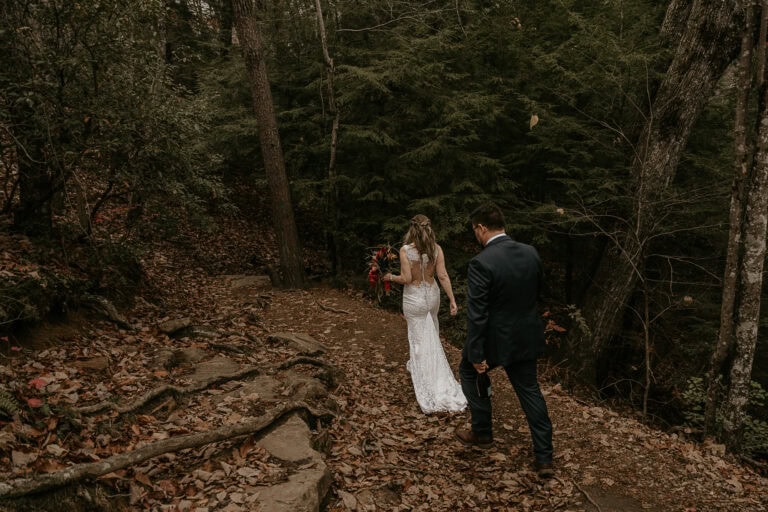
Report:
404,214,436,264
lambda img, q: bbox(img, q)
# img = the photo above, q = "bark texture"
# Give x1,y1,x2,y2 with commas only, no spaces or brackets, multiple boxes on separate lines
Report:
705,3,755,434
574,1,742,385
314,0,342,275
232,0,306,288
722,82,768,451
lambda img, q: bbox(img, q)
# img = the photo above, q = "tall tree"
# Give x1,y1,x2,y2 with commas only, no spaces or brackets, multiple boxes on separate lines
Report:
571,1,742,385
723,73,768,450
707,1,768,451
705,1,757,435
313,0,342,275
231,0,306,288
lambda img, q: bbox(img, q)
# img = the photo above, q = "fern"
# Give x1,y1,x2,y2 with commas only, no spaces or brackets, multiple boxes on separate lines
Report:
0,390,19,418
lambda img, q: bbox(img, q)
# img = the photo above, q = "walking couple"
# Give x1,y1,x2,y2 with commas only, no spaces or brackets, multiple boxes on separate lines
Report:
382,203,554,478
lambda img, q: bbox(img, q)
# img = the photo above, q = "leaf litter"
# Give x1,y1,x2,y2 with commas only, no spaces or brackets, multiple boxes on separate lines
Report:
0,224,766,511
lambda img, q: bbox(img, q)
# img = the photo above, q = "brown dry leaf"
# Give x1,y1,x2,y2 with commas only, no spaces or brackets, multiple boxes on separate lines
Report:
135,414,155,425
134,471,152,487
34,458,66,473
11,450,38,467
239,436,255,458
156,479,177,494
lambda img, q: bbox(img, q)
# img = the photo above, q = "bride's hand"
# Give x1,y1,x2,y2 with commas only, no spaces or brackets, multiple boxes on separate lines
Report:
449,301,458,316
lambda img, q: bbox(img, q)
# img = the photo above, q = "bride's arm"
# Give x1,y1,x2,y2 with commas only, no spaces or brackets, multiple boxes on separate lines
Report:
435,245,458,315
387,246,412,285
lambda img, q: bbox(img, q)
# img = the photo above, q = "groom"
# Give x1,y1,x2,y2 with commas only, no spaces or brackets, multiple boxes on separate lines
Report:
455,203,554,478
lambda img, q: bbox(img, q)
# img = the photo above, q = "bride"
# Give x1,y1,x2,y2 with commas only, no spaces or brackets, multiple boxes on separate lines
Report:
384,215,467,414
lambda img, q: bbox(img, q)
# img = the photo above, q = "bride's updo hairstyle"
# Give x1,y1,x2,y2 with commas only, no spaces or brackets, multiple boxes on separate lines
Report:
404,214,437,264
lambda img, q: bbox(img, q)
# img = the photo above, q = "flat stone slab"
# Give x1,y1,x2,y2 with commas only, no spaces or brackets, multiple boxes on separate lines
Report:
267,332,327,356
226,375,283,401
228,275,272,290
72,356,109,371
255,466,331,512
157,317,192,335
190,356,241,383
256,415,331,511
173,347,208,365
257,414,318,462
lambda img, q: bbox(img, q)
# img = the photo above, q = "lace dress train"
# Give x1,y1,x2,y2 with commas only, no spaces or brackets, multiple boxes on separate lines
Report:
403,279,467,414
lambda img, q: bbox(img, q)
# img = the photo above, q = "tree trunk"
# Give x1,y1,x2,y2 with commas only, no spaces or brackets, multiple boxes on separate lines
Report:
232,0,306,289
722,83,768,451
705,3,755,435
574,1,742,385
313,0,342,275
216,0,235,55
660,0,691,40
11,102,54,238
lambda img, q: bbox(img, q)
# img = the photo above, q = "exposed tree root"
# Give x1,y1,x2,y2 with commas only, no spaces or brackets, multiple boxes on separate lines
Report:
0,402,334,499
275,357,343,387
277,356,331,371
317,302,350,314
573,480,602,512
76,367,262,416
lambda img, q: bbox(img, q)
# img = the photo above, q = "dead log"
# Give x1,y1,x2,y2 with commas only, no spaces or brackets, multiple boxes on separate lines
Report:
76,367,261,416
0,401,333,499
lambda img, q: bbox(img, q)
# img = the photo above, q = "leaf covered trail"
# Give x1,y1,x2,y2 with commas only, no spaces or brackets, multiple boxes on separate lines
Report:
260,287,768,511
1,229,766,511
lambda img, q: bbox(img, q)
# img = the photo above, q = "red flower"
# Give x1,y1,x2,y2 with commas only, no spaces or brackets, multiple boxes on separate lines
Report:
367,244,399,303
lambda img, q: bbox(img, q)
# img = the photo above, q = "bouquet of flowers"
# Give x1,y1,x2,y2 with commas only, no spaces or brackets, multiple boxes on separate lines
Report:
367,244,399,304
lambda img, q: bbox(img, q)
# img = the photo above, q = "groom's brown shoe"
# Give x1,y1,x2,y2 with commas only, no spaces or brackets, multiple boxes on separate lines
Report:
455,428,493,449
534,461,555,479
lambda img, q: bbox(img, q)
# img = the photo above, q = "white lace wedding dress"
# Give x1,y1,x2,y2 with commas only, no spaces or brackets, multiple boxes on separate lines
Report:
402,244,467,414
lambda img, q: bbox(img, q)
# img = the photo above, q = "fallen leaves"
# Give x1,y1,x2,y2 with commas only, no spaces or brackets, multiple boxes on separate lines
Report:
1,238,768,512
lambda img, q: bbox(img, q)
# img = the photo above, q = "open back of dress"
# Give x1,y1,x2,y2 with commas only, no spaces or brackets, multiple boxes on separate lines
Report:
402,244,466,414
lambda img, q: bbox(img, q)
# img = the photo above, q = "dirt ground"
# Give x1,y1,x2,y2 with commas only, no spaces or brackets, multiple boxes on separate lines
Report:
261,286,768,512
1,226,767,511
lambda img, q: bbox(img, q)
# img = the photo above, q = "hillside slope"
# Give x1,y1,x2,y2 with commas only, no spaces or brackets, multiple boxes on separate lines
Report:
0,217,766,511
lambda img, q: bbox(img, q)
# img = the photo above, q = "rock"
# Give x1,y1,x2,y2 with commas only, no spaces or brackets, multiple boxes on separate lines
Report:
228,275,271,290
227,375,283,402
255,467,332,512
267,332,327,356
173,347,208,365
283,372,329,403
190,356,242,383
152,349,175,370
72,356,109,371
255,414,332,511
257,415,320,462
157,317,192,335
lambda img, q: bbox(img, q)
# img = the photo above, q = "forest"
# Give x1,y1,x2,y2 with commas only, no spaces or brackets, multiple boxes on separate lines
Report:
2,0,768,509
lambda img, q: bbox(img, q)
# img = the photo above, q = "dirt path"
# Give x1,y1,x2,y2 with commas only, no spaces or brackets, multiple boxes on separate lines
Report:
258,287,768,512
2,255,767,511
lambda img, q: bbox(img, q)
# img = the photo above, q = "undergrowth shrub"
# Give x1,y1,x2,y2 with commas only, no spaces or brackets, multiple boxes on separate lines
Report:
682,376,768,456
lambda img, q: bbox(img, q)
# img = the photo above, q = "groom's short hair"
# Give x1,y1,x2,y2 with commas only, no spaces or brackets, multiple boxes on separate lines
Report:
470,203,505,230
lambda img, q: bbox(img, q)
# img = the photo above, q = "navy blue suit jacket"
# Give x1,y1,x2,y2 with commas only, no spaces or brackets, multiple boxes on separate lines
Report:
464,235,545,366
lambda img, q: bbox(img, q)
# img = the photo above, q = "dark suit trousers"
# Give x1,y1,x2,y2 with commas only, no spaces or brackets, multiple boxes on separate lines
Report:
459,356,553,464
